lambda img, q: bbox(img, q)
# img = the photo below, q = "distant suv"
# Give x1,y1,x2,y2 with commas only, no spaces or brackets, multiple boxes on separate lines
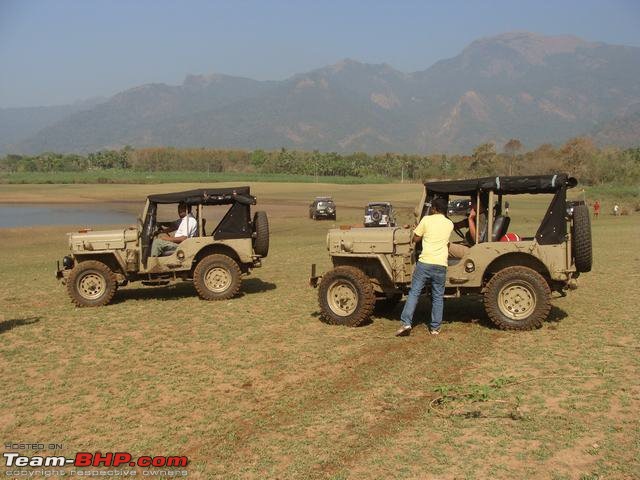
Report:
309,197,336,220
448,199,472,216
363,202,395,227
311,175,591,331
56,187,269,306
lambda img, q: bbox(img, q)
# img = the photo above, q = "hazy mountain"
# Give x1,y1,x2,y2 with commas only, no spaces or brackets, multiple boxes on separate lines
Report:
12,32,640,154
591,109,640,149
0,97,105,154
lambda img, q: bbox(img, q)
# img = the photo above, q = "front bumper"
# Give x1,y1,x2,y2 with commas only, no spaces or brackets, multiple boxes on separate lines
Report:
55,264,71,284
315,210,335,217
309,263,322,288
55,256,74,284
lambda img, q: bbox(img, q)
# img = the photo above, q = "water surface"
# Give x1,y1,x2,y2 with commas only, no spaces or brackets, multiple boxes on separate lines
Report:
0,204,136,228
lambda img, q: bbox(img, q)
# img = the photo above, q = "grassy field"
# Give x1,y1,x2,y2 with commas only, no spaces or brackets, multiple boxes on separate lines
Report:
0,183,638,479
0,170,389,185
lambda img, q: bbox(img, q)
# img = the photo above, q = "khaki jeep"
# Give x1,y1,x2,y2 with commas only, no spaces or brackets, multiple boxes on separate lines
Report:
56,187,269,307
311,174,592,330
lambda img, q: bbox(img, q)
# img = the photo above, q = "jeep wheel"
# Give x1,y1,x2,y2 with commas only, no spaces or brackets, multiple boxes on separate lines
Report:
318,266,375,326
193,254,241,301
483,266,551,330
67,260,117,307
572,204,592,272
252,211,270,257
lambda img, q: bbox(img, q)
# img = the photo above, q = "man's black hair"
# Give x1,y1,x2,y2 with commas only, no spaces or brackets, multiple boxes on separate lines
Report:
432,197,448,214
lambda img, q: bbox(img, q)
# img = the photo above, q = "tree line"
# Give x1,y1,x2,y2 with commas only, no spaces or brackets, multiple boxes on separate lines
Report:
1,138,639,185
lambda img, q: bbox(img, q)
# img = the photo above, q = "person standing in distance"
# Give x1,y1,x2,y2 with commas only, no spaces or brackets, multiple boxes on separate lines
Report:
396,197,453,337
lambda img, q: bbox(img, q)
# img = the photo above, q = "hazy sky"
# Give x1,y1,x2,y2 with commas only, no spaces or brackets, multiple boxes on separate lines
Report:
1,0,639,107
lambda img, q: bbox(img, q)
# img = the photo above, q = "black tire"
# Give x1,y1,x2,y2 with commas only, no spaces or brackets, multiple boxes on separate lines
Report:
193,254,241,301
318,266,376,326
67,260,117,307
572,204,592,273
252,211,269,258
483,266,551,330
312,212,317,220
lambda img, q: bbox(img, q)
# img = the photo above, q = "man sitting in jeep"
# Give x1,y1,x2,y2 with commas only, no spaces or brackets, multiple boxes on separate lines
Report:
449,197,487,258
150,202,197,256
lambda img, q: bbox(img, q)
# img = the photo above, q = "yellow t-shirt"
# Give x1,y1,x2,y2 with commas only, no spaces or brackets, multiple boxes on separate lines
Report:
414,213,454,267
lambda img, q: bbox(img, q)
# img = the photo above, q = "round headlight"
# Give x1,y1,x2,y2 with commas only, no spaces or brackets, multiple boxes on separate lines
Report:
62,256,74,269
464,260,475,273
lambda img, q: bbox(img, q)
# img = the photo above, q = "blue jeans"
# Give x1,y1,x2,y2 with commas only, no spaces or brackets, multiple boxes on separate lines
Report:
400,262,447,330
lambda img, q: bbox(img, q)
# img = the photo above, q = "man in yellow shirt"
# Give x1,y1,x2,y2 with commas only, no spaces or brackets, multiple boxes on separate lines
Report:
396,197,453,336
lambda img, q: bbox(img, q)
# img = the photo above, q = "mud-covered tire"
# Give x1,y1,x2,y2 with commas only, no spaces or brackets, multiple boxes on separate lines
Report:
572,204,592,273
67,260,117,307
318,266,376,326
193,254,241,301
483,266,551,330
252,211,269,258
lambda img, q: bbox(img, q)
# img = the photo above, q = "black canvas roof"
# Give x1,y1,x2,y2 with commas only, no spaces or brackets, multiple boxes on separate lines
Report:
424,174,577,196
147,187,253,205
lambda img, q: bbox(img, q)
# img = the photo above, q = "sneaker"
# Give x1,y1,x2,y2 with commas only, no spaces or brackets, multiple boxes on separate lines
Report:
395,325,412,337
428,327,440,336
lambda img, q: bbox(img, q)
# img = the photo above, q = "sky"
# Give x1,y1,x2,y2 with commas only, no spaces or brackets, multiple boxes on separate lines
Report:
1,0,639,108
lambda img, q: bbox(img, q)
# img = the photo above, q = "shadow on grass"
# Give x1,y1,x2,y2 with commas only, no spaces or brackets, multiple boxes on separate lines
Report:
0,316,41,334
313,295,569,330
239,278,277,295
112,278,276,304
113,283,195,303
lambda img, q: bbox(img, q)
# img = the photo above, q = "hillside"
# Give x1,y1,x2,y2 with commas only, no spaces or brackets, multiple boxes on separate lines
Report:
11,32,640,154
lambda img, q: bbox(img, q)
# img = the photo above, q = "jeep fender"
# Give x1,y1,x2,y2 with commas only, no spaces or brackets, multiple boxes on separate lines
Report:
73,252,128,279
330,253,398,293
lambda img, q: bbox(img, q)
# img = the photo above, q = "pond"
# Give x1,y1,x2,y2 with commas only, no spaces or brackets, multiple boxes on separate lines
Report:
0,203,136,228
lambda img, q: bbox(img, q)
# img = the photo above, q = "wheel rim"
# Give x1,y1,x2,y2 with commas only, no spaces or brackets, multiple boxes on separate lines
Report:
498,281,537,320
327,279,359,316
204,266,232,293
77,272,106,300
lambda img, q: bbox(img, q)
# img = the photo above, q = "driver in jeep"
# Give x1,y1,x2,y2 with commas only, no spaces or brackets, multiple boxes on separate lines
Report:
449,197,487,258
151,201,197,256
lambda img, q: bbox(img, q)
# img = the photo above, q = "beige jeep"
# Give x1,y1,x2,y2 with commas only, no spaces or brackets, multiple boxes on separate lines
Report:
311,174,592,330
56,187,269,307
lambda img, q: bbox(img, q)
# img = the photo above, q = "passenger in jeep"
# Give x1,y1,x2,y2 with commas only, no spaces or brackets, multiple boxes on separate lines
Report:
151,202,197,256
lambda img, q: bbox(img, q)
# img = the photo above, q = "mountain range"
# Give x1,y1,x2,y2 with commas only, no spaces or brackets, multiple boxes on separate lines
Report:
3,31,640,155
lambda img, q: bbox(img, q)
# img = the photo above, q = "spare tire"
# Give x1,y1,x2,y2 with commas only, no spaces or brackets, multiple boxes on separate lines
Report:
252,211,269,257
572,204,592,272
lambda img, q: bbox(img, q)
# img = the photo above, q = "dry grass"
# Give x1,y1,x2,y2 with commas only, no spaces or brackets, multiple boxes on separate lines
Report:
0,183,638,479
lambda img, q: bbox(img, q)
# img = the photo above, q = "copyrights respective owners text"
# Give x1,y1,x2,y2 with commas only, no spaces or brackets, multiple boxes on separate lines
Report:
4,443,189,478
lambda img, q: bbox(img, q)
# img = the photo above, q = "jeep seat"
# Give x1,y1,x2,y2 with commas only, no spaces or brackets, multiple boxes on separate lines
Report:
491,215,510,241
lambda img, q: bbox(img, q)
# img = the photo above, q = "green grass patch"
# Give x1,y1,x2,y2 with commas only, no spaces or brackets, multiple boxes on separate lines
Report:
0,170,389,185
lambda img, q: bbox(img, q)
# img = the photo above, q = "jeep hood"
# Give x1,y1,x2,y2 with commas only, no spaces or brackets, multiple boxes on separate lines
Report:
327,227,411,254
69,229,137,251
